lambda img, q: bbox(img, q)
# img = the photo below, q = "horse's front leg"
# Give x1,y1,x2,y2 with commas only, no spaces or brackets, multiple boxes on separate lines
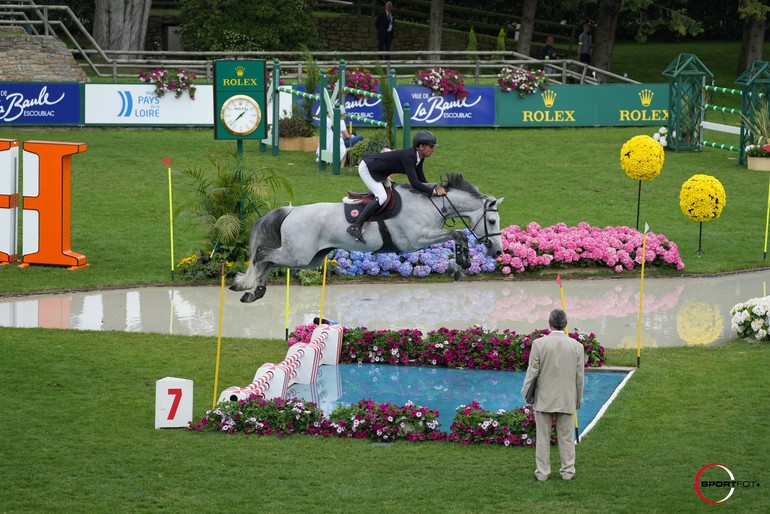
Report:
450,230,471,269
446,261,465,281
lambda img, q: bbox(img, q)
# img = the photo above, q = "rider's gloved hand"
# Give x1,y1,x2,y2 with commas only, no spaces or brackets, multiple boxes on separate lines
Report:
434,186,447,196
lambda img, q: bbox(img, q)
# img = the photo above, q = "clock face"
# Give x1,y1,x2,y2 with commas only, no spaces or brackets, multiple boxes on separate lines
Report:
220,95,261,136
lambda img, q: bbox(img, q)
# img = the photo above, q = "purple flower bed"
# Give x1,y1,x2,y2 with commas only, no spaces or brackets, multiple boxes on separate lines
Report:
289,323,605,370
329,224,684,279
190,395,551,446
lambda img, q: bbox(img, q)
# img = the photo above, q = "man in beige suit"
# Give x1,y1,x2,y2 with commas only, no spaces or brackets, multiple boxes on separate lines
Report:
521,309,584,481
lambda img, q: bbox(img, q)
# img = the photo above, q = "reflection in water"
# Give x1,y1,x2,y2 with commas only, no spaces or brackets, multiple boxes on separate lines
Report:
676,300,723,346
1,271,768,348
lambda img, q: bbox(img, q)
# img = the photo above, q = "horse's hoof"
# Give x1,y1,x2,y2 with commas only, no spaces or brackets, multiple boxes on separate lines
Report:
229,283,244,291
240,292,257,303
255,285,267,299
457,256,471,270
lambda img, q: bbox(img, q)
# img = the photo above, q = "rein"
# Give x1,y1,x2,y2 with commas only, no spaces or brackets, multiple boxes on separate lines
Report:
429,188,500,248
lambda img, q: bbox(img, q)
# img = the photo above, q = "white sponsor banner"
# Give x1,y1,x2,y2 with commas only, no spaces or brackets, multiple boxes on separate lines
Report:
84,84,214,125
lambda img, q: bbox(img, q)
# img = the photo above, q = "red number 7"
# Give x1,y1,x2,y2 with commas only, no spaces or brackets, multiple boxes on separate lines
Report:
167,388,183,420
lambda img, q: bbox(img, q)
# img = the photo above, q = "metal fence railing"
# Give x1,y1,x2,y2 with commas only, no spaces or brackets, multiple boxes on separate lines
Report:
0,2,636,86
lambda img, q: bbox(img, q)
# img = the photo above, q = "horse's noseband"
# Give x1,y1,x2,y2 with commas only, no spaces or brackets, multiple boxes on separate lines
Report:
432,194,500,247
472,199,500,248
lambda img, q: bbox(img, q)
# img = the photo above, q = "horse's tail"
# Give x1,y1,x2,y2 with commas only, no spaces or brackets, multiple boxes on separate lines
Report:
232,206,292,290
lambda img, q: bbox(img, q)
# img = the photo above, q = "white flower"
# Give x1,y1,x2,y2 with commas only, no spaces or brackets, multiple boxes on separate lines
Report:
659,126,668,135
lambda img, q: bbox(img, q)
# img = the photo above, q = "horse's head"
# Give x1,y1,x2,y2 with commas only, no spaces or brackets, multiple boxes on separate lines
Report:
443,173,504,258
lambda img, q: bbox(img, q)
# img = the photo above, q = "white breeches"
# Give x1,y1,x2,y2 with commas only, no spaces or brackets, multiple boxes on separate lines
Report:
358,161,391,205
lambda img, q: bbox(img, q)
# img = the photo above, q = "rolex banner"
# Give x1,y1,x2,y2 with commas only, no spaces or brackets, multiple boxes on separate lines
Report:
495,83,669,128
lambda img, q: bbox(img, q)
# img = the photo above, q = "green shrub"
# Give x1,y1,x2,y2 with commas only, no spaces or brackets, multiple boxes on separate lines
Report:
178,0,322,52
494,28,507,60
466,26,479,61
349,131,391,163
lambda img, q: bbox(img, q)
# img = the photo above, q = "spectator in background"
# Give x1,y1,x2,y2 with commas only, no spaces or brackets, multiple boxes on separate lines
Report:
540,36,559,60
578,23,592,64
341,107,363,148
375,2,395,60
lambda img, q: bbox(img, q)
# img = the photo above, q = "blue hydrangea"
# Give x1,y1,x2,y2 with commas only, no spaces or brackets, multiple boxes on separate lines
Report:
329,229,497,279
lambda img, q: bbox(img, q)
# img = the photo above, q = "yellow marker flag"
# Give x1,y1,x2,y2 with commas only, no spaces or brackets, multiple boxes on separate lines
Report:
556,274,579,443
319,257,329,322
162,157,175,281
212,263,226,409
762,181,770,261
285,268,290,341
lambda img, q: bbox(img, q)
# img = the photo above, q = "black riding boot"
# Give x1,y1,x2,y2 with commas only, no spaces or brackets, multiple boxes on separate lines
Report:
347,200,380,243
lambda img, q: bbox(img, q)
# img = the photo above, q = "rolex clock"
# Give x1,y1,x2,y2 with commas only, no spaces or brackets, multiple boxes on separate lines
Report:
220,94,262,137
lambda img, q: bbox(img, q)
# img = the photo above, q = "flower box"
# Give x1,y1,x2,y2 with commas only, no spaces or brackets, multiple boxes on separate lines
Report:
747,156,770,172
279,136,319,152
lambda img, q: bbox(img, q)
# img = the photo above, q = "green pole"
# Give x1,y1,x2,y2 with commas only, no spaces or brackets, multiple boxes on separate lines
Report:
403,103,411,149
272,58,280,156
319,70,328,171
332,103,341,175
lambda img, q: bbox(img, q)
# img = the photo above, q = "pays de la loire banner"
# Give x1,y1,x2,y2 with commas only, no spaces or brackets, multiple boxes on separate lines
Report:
83,84,214,125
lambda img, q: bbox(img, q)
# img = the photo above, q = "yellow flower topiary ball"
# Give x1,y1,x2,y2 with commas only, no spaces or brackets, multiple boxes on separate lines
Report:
679,174,727,222
620,135,665,181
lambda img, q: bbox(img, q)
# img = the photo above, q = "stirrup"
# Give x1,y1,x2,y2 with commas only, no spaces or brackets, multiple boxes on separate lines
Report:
347,224,366,243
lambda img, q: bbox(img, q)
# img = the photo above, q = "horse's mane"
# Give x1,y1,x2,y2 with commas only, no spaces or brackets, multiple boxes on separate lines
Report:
394,171,483,199
444,172,483,199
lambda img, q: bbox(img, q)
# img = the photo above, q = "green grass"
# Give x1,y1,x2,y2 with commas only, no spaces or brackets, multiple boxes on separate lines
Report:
0,122,763,296
0,328,766,512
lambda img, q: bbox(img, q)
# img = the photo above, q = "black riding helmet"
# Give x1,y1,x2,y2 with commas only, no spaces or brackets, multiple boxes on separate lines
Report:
412,130,438,148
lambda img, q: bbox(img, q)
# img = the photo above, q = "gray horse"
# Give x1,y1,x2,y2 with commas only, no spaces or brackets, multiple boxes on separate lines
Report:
231,172,504,303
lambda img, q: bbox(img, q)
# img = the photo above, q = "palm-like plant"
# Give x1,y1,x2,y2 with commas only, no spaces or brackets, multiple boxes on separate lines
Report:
741,99,770,157
178,145,293,262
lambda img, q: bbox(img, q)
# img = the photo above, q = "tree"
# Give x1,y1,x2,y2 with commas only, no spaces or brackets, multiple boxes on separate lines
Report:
93,0,150,53
591,0,703,73
738,0,769,74
428,0,445,61
515,0,538,58
592,0,621,74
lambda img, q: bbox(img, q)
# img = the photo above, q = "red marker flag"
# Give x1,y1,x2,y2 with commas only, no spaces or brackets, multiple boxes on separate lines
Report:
162,157,170,167
556,274,562,287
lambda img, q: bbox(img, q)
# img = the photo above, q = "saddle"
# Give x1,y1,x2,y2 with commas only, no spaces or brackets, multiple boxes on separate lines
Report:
343,186,401,223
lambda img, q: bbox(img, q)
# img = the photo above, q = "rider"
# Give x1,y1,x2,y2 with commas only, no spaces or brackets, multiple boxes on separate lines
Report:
347,130,447,242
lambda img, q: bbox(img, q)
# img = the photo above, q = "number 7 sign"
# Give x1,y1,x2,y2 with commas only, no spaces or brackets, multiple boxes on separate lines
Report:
155,377,193,429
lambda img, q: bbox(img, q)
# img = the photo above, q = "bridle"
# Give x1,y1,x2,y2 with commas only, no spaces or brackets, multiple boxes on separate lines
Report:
429,190,500,248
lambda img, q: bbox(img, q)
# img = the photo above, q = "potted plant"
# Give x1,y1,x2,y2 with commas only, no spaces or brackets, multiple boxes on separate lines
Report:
278,106,317,151
741,99,770,171
412,66,469,100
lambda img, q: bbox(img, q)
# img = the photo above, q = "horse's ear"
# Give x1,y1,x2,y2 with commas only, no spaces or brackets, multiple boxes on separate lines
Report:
490,197,504,206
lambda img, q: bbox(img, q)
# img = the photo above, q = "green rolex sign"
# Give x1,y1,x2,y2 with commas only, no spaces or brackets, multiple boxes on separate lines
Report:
495,84,669,127
213,60,267,140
